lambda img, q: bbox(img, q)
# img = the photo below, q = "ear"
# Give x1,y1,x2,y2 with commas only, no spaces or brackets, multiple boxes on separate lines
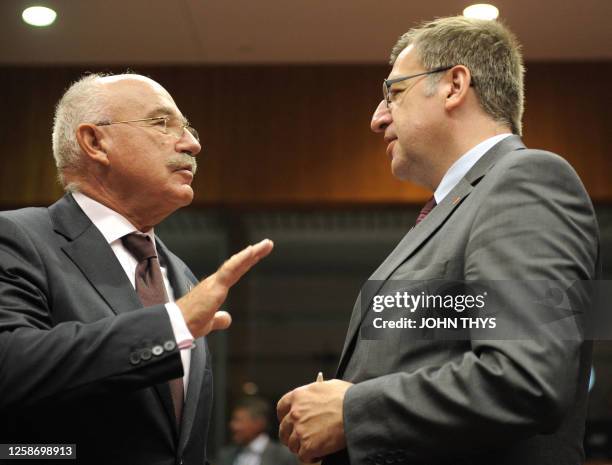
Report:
444,65,472,112
75,124,111,167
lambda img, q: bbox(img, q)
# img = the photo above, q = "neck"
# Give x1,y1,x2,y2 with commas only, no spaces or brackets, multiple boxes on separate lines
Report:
427,120,512,191
452,124,512,163
75,183,167,232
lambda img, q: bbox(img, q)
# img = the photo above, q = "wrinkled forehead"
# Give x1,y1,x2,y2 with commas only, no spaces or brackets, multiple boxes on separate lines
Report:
98,75,182,119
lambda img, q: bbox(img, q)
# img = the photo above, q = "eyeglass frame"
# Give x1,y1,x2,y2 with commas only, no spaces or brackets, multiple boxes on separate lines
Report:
95,116,199,141
382,65,458,108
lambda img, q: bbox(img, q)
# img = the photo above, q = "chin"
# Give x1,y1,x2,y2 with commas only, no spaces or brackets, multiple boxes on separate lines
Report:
172,185,195,207
391,161,411,182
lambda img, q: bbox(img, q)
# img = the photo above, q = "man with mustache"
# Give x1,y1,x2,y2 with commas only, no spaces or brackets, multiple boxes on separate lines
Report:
278,16,599,465
0,73,273,465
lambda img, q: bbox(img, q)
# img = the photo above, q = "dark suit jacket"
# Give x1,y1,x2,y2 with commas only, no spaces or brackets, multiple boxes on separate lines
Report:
324,136,600,465
0,194,213,465
215,438,298,465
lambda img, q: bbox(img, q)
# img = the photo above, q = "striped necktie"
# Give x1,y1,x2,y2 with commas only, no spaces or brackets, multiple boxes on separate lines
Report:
415,196,437,225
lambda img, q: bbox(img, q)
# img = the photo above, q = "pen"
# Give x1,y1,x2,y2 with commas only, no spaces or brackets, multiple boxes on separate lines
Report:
316,371,324,383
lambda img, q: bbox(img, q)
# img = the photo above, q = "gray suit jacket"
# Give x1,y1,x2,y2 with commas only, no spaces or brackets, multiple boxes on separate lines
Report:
324,136,600,465
0,194,213,465
215,438,298,465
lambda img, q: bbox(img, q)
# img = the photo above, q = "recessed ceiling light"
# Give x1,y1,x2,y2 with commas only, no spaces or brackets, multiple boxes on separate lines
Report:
463,3,499,20
22,6,57,27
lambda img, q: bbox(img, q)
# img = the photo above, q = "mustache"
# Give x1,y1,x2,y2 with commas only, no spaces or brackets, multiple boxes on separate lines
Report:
167,153,198,175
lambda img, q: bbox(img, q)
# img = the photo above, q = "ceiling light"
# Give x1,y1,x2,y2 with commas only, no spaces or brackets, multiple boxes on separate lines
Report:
463,4,499,20
22,6,57,27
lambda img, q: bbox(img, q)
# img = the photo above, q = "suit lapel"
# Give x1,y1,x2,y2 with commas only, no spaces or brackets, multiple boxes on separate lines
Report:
50,194,142,315
372,179,474,283
336,179,473,376
156,238,194,298
336,135,527,376
178,341,206,454
156,239,207,454
260,442,276,464
228,446,241,465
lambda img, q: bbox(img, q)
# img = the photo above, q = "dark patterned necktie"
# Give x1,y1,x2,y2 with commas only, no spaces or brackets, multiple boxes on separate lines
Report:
415,196,437,225
121,233,184,427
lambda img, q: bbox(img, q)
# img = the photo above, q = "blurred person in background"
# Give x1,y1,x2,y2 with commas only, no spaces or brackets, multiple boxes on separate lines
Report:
216,397,298,465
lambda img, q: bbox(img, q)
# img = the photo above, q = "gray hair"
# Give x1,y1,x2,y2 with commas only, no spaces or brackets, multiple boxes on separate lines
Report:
51,73,112,189
390,16,525,135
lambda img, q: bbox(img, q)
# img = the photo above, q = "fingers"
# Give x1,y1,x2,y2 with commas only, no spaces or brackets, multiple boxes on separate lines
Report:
277,390,294,447
279,411,295,449
177,240,272,339
211,311,232,332
287,427,300,455
298,445,318,464
277,390,292,422
252,238,274,259
215,239,274,288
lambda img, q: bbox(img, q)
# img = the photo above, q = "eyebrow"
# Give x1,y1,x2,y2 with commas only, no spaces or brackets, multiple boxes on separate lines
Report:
145,106,188,124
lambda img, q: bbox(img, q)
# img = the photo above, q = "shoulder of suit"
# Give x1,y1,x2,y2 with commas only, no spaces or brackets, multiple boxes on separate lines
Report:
475,147,593,214
485,147,583,188
0,205,50,225
0,206,52,241
216,445,239,462
497,147,576,172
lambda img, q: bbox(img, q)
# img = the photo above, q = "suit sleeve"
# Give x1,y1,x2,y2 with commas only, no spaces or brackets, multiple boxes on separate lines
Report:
0,215,184,410
342,151,599,462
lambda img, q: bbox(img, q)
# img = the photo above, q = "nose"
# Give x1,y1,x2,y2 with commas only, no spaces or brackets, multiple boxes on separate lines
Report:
371,100,392,133
176,129,202,157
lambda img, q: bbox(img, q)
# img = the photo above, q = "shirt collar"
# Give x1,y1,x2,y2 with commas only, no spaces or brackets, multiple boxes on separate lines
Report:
72,192,155,245
247,433,270,454
434,133,512,204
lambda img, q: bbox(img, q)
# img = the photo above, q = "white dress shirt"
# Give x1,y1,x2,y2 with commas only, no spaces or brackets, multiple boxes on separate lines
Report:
73,192,194,395
234,433,270,465
434,133,512,204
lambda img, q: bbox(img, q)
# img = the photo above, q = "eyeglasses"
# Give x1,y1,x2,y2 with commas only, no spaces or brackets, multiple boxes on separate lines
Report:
382,66,454,108
96,116,199,141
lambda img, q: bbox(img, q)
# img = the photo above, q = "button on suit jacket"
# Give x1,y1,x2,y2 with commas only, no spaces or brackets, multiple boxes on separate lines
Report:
0,193,212,465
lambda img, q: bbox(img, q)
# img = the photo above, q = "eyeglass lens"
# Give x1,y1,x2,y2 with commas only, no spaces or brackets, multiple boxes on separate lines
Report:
163,118,199,141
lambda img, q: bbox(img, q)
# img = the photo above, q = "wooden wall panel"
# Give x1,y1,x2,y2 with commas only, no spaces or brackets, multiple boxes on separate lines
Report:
0,62,609,208
522,63,611,201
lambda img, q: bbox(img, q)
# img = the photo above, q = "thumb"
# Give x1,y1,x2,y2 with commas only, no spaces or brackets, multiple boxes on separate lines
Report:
211,310,232,332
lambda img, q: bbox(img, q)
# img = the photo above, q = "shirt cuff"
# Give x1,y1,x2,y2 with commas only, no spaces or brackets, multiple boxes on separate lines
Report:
165,302,195,350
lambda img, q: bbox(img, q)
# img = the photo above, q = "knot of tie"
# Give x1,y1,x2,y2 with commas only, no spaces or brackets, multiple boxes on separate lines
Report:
121,233,157,263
